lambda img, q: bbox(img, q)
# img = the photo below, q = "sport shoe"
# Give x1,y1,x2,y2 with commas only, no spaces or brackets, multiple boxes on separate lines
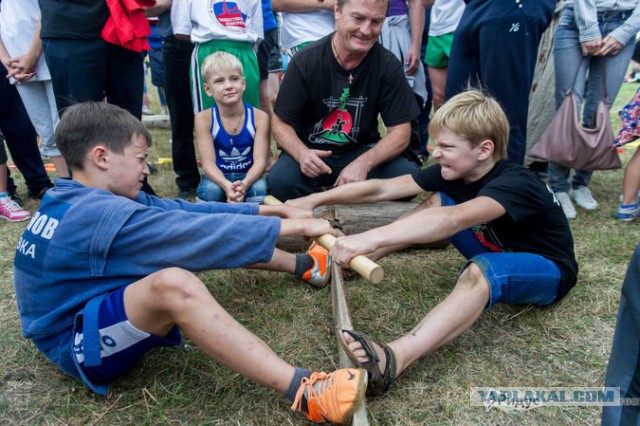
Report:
555,192,576,219
302,241,331,288
0,196,31,222
142,104,154,115
616,203,640,221
570,186,598,210
291,369,367,425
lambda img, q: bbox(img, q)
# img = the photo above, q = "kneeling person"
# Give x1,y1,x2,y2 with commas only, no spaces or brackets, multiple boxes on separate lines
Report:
288,90,578,395
13,102,365,424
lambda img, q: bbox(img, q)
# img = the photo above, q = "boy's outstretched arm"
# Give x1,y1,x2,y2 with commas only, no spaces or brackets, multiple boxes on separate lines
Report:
287,174,423,210
330,196,506,266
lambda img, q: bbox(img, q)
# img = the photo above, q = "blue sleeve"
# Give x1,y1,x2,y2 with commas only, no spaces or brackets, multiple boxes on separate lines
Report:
105,207,281,273
136,192,258,215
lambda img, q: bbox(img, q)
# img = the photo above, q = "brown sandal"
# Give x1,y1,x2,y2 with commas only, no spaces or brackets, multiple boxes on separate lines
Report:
341,329,396,396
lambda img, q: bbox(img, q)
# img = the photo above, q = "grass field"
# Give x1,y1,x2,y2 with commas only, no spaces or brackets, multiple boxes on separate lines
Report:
0,81,639,425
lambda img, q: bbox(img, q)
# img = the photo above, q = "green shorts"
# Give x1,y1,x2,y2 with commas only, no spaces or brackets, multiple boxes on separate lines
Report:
190,39,260,113
425,32,455,68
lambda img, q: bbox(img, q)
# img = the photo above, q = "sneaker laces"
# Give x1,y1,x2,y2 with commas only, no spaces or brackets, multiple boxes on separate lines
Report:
2,198,24,212
291,372,327,413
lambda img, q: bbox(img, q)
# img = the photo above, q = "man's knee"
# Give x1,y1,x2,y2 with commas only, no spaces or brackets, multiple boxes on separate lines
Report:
456,262,490,297
267,157,311,201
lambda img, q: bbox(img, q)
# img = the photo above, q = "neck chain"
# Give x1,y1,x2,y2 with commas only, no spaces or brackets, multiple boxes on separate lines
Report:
223,110,244,145
332,37,354,85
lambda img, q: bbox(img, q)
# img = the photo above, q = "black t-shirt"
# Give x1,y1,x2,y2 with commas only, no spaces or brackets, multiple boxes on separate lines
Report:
39,0,109,39
275,33,420,153
412,160,578,300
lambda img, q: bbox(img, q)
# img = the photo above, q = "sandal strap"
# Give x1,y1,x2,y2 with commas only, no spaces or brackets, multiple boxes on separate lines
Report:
342,329,396,396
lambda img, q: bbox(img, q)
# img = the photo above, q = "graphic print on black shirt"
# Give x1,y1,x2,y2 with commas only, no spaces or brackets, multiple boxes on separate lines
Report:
472,222,505,253
309,87,367,146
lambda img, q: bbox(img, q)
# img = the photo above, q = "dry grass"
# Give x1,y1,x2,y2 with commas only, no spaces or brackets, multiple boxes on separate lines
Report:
0,81,639,424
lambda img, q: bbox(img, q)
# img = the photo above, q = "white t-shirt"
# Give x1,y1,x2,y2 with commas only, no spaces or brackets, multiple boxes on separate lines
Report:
172,0,263,44
279,10,334,51
429,0,465,37
0,0,50,81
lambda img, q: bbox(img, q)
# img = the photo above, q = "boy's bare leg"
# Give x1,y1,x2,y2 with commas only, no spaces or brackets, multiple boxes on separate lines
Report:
251,248,295,272
343,262,489,377
124,268,295,393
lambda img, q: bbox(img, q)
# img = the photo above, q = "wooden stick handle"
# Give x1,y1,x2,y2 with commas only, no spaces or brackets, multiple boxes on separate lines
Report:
264,195,384,284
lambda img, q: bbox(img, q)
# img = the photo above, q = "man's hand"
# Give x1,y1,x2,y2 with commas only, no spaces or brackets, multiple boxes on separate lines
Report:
334,158,369,186
581,38,603,56
330,234,377,268
405,45,420,76
594,36,623,56
299,148,332,177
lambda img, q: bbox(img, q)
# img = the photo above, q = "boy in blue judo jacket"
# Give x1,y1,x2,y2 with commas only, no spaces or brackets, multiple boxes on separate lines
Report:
12,102,366,425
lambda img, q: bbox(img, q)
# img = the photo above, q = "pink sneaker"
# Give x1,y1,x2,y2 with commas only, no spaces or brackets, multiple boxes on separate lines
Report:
0,197,31,222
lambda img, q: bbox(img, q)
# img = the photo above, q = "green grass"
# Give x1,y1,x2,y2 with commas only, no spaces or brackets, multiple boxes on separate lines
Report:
1,81,639,425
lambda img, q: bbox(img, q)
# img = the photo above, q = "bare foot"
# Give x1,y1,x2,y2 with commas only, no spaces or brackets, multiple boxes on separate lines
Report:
342,331,388,375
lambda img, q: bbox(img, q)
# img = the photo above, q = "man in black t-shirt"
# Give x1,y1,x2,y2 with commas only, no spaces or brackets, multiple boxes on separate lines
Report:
267,0,421,201
288,90,578,396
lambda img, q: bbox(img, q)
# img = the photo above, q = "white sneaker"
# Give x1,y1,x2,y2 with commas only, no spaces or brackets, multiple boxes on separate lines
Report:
555,192,576,219
570,186,598,210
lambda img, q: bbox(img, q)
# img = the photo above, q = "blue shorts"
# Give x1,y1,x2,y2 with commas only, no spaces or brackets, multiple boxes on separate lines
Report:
72,287,181,393
440,193,560,310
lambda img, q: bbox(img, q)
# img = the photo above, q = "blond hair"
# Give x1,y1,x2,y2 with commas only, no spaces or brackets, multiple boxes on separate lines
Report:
201,51,244,83
429,90,509,160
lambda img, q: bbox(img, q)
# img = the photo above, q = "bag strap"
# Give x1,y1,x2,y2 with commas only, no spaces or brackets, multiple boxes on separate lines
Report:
567,56,608,102
567,56,585,95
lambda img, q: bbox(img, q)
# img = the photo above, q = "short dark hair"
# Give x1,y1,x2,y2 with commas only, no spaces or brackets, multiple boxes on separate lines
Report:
56,102,152,171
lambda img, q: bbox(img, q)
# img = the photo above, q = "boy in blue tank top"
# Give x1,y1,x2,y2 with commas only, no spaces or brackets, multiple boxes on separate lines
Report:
195,52,269,203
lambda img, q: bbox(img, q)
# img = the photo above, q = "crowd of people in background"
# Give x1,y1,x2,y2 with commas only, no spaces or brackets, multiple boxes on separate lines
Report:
0,0,638,223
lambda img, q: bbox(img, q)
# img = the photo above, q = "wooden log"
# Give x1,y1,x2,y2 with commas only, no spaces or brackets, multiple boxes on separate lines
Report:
142,114,171,129
331,263,369,426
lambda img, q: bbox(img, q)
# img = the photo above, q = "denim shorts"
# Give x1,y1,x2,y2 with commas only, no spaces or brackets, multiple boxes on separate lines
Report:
440,193,560,310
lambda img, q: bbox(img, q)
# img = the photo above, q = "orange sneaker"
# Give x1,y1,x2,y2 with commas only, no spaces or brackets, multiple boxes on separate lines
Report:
291,368,367,425
302,241,331,288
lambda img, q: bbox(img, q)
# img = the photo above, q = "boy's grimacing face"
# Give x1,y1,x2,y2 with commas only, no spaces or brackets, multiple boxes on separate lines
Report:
431,127,485,182
105,134,150,199
203,69,246,106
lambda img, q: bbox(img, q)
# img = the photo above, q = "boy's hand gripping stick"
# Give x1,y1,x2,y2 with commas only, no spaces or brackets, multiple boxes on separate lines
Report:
264,195,384,284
